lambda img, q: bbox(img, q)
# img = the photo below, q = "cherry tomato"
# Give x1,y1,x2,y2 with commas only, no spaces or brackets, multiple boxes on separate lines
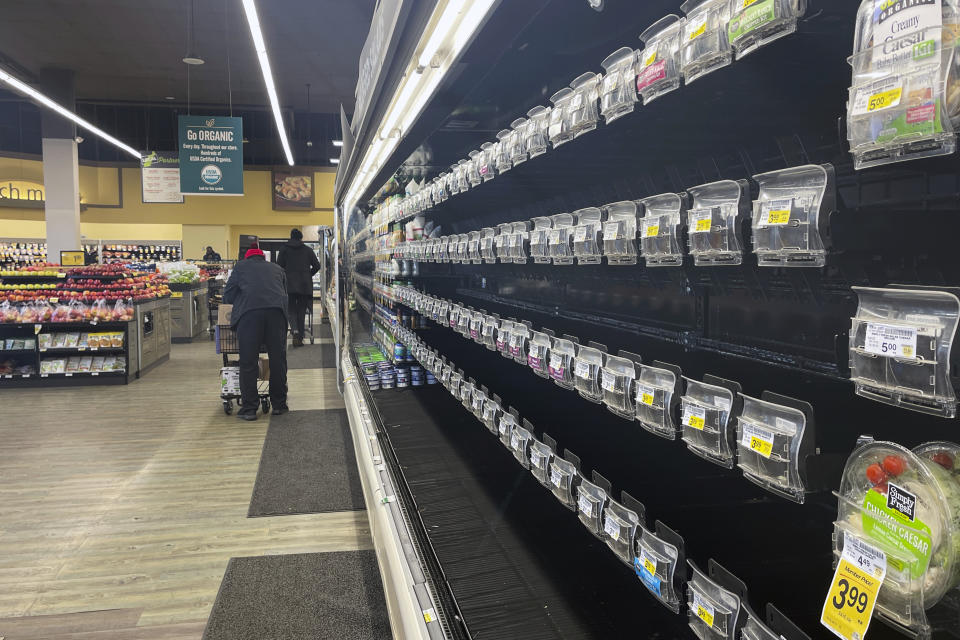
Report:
866,463,886,485
882,455,907,477
931,452,954,470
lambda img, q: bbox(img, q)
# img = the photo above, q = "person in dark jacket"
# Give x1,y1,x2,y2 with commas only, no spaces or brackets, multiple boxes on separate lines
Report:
223,246,289,420
276,228,320,346
203,246,222,262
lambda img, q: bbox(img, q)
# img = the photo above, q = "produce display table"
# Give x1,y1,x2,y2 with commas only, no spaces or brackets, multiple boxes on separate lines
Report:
169,281,206,343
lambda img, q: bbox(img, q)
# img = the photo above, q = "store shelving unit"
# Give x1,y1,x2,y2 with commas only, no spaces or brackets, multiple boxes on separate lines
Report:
338,1,960,639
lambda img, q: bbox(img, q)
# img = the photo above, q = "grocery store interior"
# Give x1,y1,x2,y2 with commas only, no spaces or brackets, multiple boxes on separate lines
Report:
3,0,960,639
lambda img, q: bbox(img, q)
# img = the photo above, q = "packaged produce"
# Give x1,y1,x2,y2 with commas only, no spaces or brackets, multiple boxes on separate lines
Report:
847,0,960,168
830,440,960,638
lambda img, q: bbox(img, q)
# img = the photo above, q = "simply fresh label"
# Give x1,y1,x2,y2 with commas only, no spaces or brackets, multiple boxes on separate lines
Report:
728,0,775,42
683,404,706,430
638,384,656,406
863,322,917,359
693,592,715,628
861,486,932,578
603,516,620,540
742,423,775,458
821,534,886,640
759,199,792,226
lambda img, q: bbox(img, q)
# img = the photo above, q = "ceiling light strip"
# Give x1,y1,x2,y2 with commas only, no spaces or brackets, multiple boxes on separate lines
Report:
241,0,295,166
0,69,141,159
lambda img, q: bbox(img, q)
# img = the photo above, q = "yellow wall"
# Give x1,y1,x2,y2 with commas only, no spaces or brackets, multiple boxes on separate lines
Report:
182,224,228,260
0,158,335,247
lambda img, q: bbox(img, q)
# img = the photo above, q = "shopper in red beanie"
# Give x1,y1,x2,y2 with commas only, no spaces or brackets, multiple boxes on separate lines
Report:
223,247,289,420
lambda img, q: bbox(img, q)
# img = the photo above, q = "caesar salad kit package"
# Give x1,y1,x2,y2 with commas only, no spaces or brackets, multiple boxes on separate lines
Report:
828,440,960,639
848,0,960,169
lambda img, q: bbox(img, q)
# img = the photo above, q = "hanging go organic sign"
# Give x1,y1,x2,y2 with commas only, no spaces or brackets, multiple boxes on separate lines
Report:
178,115,244,196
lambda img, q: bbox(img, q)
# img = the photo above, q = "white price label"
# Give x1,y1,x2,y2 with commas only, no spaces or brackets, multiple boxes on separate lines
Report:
864,322,918,360
601,70,620,93
637,384,656,406
851,76,904,116
603,515,620,540
573,226,588,242
603,221,622,239
600,371,618,392
530,450,542,467
742,423,775,458
758,198,792,227
683,404,706,430
693,592,716,628
550,467,562,487
578,493,594,515
574,360,591,379
639,548,658,577
689,210,713,234
549,353,564,371
498,420,509,436
510,433,520,450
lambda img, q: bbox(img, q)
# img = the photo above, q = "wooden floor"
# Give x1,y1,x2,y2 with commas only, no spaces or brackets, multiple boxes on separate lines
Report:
0,335,369,638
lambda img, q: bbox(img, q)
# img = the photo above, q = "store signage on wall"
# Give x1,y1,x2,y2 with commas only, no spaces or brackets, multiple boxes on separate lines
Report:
177,115,244,196
141,151,184,203
0,180,45,207
272,168,313,210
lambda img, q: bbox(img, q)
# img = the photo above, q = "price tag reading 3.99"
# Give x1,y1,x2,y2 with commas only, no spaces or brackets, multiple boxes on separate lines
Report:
821,535,886,640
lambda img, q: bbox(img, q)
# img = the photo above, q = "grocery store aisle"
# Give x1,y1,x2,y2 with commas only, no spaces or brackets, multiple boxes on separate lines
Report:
0,340,367,637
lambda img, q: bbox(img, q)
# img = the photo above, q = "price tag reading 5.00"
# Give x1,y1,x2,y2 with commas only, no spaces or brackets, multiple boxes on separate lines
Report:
821,535,886,640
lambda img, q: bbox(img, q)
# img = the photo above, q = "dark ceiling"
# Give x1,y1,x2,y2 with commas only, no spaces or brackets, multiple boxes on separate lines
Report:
0,0,375,113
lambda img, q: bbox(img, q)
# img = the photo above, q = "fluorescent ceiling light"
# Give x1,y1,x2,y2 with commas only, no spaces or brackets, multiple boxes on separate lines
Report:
418,0,466,69
332,140,343,147
0,68,141,159
330,158,340,164
241,0,295,166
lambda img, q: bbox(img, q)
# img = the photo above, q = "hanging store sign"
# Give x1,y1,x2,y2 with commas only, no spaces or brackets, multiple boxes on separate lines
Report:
178,115,244,196
141,151,184,203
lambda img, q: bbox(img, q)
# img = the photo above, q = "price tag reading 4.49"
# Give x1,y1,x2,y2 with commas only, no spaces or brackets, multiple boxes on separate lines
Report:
821,535,886,640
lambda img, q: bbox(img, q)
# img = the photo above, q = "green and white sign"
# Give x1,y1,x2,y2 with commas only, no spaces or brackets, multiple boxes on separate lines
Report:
178,115,244,196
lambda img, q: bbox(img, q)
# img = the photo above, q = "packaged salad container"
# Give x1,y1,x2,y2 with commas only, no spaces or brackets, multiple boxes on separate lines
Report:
847,0,960,169
728,0,805,59
831,440,960,638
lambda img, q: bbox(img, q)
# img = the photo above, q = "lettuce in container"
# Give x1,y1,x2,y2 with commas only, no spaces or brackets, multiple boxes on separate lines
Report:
833,440,960,636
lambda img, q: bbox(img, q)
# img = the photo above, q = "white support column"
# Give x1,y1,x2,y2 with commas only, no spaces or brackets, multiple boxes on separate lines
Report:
42,137,82,260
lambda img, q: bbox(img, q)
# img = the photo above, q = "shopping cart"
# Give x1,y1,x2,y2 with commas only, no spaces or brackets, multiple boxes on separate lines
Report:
216,324,270,415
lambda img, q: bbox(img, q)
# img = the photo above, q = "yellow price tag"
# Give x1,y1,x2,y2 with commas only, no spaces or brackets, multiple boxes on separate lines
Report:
689,21,707,41
687,415,705,430
766,209,790,225
750,436,773,457
695,218,712,232
422,608,436,623
644,51,657,67
171,291,183,299
821,537,886,640
641,393,654,406
742,0,759,7
867,87,903,113
644,224,660,238
642,556,657,576
902,345,914,358
693,594,715,628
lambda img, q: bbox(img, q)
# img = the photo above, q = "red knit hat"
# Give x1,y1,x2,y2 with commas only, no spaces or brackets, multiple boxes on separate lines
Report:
245,247,265,259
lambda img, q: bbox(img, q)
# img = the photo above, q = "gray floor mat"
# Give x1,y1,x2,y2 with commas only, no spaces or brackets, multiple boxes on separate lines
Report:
286,342,336,369
202,551,390,640
247,408,365,517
